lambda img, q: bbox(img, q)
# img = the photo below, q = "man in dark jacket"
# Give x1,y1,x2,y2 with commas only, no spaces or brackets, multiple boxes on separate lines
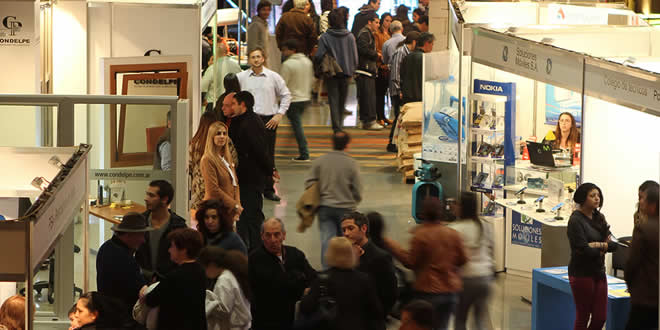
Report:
228,91,274,251
351,0,380,38
249,218,317,330
135,180,187,282
356,12,383,130
97,212,151,320
341,211,398,317
400,32,435,104
316,9,358,131
625,183,659,330
275,0,317,55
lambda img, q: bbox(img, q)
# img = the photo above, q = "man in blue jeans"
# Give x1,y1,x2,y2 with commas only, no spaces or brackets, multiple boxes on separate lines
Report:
304,131,363,268
280,39,313,161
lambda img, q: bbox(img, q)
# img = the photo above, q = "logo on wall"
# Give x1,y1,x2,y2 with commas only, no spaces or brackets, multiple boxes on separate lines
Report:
2,16,21,36
556,8,566,20
546,59,553,75
0,15,30,46
502,46,509,62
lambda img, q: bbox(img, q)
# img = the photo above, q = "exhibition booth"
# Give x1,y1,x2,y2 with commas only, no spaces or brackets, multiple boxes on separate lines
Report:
0,94,187,328
421,1,646,273
461,25,660,278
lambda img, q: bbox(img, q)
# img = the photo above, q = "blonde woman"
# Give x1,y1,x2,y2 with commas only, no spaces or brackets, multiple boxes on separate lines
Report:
189,111,219,221
299,237,385,330
200,122,243,222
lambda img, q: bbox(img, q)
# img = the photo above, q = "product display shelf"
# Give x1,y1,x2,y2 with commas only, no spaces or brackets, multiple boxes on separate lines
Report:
493,198,569,227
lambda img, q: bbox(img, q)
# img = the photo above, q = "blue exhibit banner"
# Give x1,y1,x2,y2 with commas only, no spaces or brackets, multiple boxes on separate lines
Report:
511,212,542,248
545,85,582,126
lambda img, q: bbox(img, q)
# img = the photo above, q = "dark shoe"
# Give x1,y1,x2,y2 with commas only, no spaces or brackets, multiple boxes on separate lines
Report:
343,109,352,115
387,144,398,153
292,156,310,161
264,192,281,202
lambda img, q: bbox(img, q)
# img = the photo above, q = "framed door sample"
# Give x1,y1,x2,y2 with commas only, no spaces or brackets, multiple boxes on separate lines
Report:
108,62,187,167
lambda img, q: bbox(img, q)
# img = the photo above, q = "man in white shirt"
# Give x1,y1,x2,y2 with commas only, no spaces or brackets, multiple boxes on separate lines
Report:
237,48,292,202
201,43,242,111
280,39,313,161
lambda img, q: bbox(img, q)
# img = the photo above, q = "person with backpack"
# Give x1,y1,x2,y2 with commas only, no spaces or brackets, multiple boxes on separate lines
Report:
299,237,385,330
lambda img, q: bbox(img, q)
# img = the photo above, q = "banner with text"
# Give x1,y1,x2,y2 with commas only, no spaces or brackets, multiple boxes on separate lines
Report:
584,59,660,116
471,28,583,93
511,212,542,249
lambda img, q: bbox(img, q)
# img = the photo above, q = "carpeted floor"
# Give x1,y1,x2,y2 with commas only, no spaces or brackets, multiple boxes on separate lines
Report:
275,125,396,167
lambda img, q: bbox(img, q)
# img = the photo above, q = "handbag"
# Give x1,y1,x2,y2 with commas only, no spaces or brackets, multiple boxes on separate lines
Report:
293,272,337,330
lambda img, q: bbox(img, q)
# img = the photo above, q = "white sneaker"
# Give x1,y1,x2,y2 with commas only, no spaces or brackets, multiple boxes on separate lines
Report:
363,121,384,130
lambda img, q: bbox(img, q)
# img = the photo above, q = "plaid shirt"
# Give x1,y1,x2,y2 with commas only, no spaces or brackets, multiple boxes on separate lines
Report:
388,44,411,98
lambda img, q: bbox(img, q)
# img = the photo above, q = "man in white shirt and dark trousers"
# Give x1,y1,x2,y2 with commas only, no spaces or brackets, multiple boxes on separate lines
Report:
237,48,292,202
280,39,313,161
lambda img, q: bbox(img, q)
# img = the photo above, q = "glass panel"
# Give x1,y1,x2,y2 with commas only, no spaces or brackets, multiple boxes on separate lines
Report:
0,105,51,148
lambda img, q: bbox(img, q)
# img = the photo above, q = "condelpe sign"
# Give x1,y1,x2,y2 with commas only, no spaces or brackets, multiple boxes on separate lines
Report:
0,2,34,47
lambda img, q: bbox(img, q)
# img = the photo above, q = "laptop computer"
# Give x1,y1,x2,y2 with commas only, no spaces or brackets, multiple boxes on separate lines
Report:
527,141,572,168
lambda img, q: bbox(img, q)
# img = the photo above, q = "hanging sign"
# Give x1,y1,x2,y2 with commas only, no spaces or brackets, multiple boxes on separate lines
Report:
584,59,660,116
471,28,583,93
0,2,35,47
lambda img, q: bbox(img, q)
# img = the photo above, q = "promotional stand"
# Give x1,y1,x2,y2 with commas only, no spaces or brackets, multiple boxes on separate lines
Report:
0,144,90,330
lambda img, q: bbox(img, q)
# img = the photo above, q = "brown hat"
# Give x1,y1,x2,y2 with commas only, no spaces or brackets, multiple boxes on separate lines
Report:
111,212,154,233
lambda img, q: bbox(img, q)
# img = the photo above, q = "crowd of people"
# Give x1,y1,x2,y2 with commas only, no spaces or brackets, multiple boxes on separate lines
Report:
1,1,659,330
202,0,433,158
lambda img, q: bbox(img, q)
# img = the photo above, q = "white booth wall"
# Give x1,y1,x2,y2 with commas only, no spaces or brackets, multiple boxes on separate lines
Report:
582,97,660,238
0,0,41,147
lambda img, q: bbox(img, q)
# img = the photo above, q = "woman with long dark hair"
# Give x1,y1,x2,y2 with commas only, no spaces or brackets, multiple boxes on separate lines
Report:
196,199,247,255
199,246,252,330
71,292,130,329
567,183,617,330
543,112,581,154
373,12,393,127
189,111,220,221
447,192,495,330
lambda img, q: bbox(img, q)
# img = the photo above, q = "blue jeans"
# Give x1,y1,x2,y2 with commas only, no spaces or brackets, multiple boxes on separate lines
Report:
318,206,350,269
414,291,458,330
286,101,309,158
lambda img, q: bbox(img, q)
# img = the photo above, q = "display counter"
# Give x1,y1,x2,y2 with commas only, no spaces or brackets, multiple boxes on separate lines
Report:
532,267,630,330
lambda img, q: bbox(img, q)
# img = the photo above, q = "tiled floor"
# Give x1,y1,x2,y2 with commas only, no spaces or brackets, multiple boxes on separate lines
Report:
32,83,532,329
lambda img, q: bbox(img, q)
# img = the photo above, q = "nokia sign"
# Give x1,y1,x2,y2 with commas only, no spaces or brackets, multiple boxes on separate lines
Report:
479,84,503,93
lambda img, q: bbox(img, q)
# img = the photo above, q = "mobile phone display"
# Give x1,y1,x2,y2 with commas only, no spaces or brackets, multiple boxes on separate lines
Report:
535,196,545,203
550,202,564,212
515,186,527,195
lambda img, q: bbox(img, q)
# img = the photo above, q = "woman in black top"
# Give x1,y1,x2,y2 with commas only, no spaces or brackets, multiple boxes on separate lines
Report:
196,199,248,255
145,228,208,330
299,237,385,330
566,183,617,330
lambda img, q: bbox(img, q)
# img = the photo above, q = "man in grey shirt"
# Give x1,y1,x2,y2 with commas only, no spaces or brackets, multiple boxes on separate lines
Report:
304,131,363,268
247,1,272,58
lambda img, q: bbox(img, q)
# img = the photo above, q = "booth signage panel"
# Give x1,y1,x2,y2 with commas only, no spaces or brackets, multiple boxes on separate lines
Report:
472,29,583,93
90,169,170,181
200,0,217,31
511,213,542,249
0,1,35,47
31,157,87,270
547,4,608,25
585,60,660,115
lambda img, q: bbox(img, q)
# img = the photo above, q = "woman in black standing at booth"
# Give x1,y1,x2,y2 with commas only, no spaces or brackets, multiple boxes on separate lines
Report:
567,183,617,330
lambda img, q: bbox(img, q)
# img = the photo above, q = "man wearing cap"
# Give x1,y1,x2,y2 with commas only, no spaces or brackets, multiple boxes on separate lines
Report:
96,212,152,319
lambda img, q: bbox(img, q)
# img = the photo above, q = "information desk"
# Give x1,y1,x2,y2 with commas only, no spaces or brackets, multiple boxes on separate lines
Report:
532,267,630,330
89,203,147,225
494,198,570,268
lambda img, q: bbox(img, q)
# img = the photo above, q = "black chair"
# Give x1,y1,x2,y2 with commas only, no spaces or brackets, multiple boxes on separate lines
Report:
21,245,83,303
611,236,632,278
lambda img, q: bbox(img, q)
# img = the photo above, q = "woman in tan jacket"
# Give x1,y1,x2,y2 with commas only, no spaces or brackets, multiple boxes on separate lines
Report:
200,122,243,222
188,111,218,221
